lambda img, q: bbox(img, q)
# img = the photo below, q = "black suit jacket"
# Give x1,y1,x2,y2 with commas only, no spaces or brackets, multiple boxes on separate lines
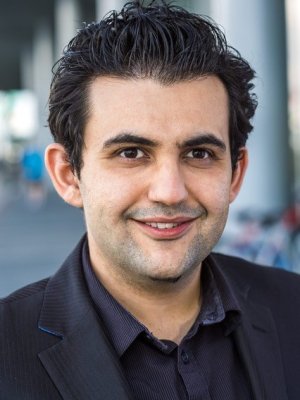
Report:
1,237,300,399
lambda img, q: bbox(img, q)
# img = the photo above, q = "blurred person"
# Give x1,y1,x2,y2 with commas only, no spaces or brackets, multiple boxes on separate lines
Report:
1,1,300,399
21,145,46,208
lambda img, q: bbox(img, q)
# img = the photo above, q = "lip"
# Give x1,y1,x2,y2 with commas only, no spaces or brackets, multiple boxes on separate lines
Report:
135,216,194,223
133,217,196,240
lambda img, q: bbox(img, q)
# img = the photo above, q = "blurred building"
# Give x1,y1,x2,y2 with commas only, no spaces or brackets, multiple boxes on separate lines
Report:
0,0,299,212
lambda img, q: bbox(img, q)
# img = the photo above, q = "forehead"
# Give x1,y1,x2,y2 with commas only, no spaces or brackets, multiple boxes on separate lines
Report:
85,76,230,147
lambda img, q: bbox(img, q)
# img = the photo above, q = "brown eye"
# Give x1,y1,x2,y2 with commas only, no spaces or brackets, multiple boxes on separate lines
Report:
186,149,210,159
119,148,144,159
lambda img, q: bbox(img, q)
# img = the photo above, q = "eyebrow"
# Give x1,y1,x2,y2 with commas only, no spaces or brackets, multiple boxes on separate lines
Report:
103,133,159,148
102,132,226,152
179,134,227,152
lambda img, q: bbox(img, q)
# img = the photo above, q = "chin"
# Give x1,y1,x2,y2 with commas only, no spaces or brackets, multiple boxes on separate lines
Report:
150,274,182,284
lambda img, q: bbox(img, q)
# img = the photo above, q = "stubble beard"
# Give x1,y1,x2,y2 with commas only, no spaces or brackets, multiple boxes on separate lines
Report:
95,213,227,291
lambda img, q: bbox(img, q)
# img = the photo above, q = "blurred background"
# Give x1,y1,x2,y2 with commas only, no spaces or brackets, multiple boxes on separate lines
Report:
0,0,299,297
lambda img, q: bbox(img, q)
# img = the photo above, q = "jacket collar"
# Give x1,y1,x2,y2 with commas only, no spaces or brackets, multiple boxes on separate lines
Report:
38,236,133,400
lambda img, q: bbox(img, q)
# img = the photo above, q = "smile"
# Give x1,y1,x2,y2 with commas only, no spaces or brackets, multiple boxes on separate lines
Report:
145,222,181,229
133,218,196,239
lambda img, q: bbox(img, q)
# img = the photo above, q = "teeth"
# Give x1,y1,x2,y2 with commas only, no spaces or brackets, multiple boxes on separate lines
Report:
145,222,180,229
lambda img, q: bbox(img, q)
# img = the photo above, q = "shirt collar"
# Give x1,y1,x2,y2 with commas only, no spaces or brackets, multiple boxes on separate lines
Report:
204,254,242,335
82,238,242,356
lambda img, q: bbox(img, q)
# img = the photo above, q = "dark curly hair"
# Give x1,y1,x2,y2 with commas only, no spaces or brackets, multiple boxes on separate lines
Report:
48,0,257,177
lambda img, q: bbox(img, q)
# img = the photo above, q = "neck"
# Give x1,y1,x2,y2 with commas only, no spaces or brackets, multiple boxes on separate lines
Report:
92,262,202,344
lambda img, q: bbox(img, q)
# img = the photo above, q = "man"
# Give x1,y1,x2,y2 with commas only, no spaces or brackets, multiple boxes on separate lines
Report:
1,1,300,399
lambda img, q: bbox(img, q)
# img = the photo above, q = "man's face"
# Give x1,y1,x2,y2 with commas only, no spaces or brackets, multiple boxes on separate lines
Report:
76,76,246,286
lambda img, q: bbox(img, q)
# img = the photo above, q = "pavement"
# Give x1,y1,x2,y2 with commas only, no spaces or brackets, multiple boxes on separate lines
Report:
0,181,85,297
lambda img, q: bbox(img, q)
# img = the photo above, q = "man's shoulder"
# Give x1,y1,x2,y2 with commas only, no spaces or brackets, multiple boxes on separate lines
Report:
0,278,49,318
0,236,85,312
0,277,64,399
211,251,300,282
211,252,300,305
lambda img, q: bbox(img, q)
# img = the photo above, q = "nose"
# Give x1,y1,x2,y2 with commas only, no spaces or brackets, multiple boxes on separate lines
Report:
147,162,188,205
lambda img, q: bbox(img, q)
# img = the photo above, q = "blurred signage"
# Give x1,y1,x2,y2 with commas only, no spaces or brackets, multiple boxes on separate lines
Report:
0,90,38,141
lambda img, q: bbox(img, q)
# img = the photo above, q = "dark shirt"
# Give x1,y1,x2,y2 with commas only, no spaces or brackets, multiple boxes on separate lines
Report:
82,240,250,399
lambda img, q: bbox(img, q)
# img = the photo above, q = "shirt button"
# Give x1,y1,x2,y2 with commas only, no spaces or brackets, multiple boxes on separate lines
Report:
181,349,189,364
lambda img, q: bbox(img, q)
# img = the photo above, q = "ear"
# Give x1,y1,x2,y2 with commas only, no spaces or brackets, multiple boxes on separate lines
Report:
229,147,248,203
45,143,83,208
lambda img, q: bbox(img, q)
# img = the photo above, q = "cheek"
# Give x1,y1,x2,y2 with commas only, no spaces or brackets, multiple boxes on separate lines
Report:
81,173,144,218
190,174,232,213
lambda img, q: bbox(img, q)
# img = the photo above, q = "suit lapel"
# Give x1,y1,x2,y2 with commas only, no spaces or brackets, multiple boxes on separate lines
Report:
38,308,132,400
38,237,133,400
234,298,289,400
209,254,289,400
